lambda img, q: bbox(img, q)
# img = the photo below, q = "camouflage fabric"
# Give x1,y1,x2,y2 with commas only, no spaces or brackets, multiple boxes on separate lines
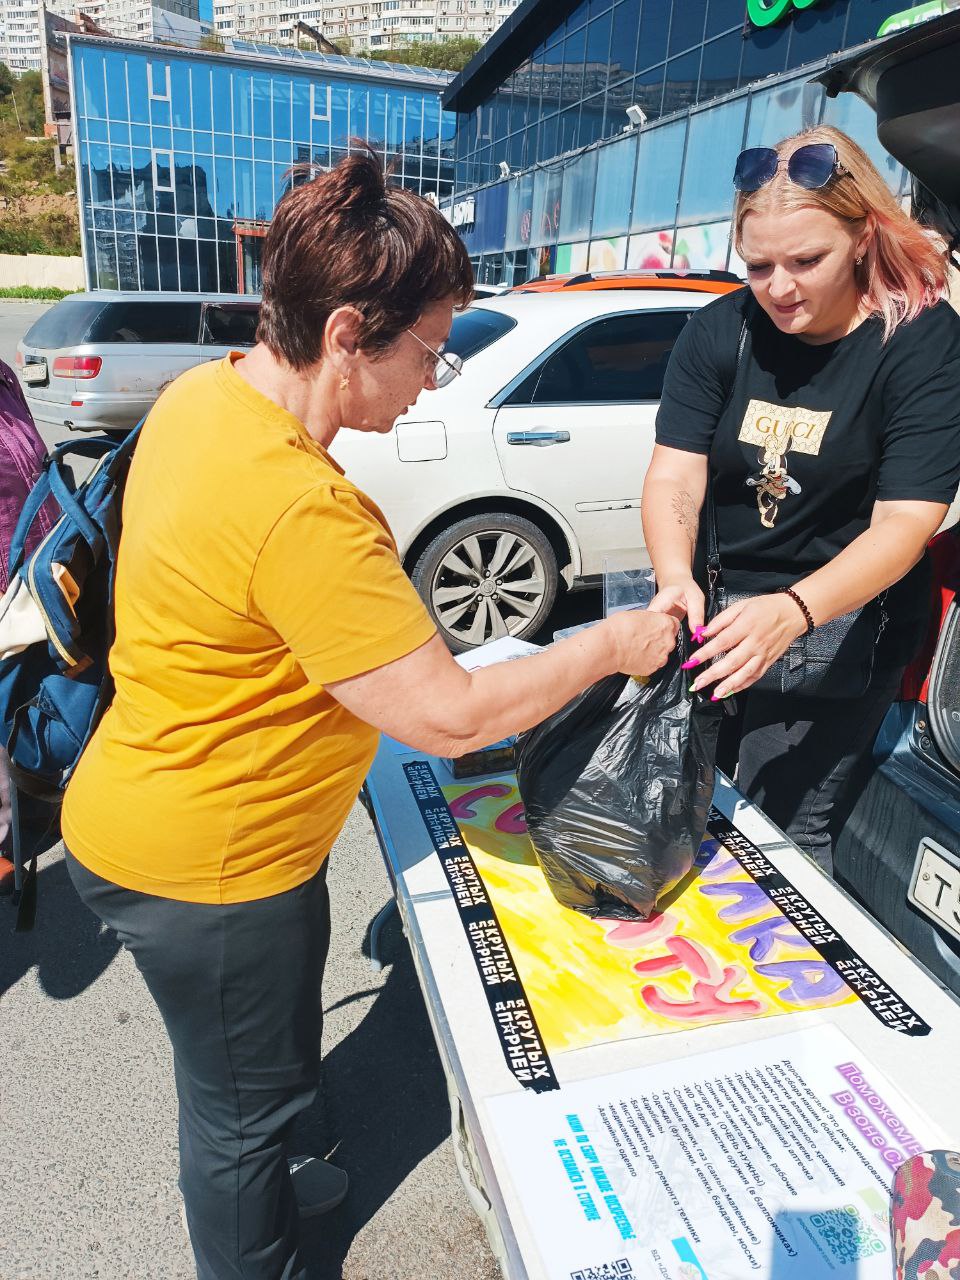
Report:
892,1150,960,1280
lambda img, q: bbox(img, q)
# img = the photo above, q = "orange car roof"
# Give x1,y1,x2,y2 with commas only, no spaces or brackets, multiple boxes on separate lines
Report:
511,270,743,295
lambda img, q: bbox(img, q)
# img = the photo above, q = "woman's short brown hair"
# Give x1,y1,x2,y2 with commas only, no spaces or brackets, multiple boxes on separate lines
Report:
257,150,474,369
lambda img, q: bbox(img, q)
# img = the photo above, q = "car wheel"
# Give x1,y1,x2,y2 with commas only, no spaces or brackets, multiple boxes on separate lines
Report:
412,512,559,654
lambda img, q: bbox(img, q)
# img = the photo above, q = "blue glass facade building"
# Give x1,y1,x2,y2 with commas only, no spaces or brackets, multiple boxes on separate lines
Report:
70,36,456,293
441,0,928,283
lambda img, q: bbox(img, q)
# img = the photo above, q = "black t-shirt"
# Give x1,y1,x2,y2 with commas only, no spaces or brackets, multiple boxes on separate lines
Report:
655,288,960,656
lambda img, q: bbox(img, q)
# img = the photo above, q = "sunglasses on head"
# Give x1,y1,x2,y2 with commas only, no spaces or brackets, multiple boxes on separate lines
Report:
733,142,847,193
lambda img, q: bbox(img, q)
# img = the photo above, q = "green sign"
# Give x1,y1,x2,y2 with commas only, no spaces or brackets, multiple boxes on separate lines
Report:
746,0,822,27
877,0,945,35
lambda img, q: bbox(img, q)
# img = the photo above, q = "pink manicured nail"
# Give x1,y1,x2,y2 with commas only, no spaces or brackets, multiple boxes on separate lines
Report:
681,658,699,670
692,626,706,644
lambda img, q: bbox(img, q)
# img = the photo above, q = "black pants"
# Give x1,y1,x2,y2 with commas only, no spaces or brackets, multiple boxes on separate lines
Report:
716,666,904,875
65,850,331,1280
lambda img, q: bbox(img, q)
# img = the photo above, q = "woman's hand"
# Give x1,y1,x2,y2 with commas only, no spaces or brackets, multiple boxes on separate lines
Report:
648,577,706,631
682,593,807,700
605,608,680,677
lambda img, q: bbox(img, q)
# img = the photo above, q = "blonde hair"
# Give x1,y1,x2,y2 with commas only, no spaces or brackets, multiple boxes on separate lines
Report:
733,125,947,341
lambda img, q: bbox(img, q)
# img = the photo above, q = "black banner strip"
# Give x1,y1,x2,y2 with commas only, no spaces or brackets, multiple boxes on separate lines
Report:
404,760,560,1092
707,807,931,1037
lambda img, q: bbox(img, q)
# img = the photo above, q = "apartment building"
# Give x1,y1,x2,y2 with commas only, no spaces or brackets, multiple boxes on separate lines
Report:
212,0,519,52
0,0,200,73
0,0,44,70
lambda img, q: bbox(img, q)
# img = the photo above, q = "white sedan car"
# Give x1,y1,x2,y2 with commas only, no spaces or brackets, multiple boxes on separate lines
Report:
332,272,740,651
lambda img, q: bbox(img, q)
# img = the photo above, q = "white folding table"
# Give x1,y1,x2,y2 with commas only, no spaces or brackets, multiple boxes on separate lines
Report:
362,668,960,1280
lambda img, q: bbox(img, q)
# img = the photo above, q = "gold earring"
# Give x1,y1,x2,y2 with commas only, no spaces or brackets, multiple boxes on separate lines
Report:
340,374,350,390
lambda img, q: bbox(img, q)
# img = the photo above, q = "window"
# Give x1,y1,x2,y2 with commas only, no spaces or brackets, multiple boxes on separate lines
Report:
705,0,747,37
509,311,693,405
670,0,707,55
153,149,174,191
593,134,636,237
631,118,686,231
85,302,203,344
663,47,701,115
677,97,747,223
821,90,903,193
23,300,110,349
635,0,670,72
745,78,811,148
698,30,741,104
609,0,641,83
311,82,331,122
445,307,517,361
202,303,260,346
147,61,170,100
559,148,598,241
787,0,849,68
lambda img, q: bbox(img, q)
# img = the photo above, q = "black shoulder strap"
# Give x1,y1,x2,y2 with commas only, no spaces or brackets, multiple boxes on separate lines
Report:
707,312,749,590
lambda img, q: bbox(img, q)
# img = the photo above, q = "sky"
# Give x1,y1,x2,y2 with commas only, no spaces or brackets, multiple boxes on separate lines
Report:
199,0,212,22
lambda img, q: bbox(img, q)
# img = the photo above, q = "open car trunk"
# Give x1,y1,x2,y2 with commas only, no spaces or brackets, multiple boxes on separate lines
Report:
818,7,960,252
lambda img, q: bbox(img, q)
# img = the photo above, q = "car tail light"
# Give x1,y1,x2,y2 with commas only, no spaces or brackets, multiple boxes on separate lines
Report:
900,527,960,703
53,355,102,379
15,350,23,366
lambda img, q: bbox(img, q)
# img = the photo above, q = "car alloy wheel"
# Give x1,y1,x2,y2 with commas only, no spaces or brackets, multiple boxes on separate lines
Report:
412,512,559,653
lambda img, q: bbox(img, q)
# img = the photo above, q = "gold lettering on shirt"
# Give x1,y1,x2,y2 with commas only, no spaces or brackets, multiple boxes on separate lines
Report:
737,399,833,456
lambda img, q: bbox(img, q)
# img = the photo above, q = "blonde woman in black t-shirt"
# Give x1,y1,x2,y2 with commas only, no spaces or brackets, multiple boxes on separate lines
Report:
644,125,960,873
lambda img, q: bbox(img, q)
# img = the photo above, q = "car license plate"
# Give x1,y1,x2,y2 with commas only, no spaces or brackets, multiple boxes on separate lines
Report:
22,359,47,385
909,837,960,944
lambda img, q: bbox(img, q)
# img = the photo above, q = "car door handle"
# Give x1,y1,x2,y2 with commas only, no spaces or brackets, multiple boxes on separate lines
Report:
505,431,571,446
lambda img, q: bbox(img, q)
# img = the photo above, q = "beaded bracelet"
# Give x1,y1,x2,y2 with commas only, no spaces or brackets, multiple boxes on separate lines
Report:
778,586,815,633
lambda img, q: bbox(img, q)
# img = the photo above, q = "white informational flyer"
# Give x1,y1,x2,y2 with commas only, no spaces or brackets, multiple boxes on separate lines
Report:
485,1025,941,1280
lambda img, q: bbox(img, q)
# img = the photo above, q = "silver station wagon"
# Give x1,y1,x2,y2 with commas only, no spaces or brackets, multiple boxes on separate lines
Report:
16,290,260,434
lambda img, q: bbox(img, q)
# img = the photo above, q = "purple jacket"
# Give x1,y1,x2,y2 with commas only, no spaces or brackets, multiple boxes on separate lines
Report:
0,359,56,595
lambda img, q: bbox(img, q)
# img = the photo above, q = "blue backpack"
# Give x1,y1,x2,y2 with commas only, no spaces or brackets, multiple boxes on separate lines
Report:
0,425,141,929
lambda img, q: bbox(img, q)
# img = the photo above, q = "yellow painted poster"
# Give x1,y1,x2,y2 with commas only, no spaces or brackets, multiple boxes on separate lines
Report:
442,777,857,1055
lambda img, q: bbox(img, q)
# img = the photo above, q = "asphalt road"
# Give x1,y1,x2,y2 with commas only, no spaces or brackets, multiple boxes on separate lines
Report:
0,299,507,1280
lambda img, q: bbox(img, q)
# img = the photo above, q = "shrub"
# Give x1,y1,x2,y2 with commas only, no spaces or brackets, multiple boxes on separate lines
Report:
0,285,80,300
0,213,81,256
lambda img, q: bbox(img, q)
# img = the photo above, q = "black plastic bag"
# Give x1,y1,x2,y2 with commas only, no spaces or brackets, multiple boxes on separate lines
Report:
515,630,723,920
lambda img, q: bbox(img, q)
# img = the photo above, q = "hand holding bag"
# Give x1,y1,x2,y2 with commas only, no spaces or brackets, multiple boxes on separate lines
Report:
516,627,723,919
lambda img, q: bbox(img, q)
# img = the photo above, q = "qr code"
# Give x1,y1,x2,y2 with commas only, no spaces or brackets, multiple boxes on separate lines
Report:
809,1205,887,1263
570,1260,635,1280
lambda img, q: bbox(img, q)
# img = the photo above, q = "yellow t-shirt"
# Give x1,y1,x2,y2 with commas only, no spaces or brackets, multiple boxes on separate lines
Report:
62,353,436,903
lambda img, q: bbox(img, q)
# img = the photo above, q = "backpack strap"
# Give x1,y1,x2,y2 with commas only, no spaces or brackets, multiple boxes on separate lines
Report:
7,437,117,579
7,428,143,581
7,468,55,580
46,460,101,550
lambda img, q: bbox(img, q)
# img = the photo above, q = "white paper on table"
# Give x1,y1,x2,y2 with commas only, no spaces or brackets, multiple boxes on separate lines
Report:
485,1025,942,1280
454,635,542,671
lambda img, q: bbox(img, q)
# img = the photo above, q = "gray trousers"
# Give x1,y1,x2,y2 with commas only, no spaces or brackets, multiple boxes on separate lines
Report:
65,849,331,1280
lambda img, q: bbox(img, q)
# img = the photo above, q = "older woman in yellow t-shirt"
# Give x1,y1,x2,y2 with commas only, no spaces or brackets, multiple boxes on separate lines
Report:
62,152,677,1280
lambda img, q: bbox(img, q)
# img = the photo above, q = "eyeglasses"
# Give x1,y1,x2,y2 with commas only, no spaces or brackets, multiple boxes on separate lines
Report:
406,329,463,388
733,142,848,194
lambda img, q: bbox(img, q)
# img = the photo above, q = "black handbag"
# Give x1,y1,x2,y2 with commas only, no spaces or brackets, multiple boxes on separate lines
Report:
704,316,886,701
707,565,886,700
